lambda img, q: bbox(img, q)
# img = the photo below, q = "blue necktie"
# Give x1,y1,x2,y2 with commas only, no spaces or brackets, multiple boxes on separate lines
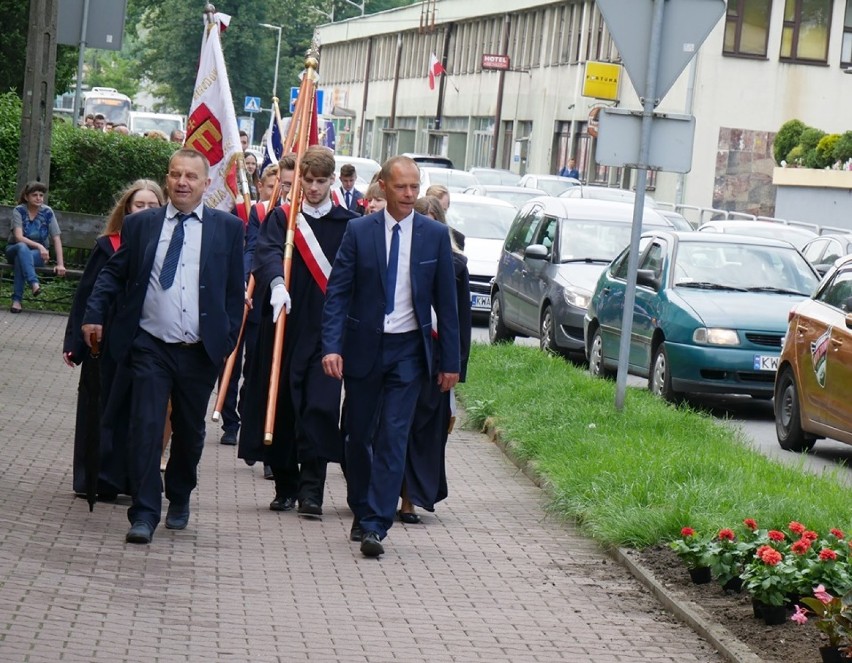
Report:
159,213,189,290
385,223,400,315
345,190,351,208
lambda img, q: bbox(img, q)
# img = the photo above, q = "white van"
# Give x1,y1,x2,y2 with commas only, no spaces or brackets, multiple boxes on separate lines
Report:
128,112,185,137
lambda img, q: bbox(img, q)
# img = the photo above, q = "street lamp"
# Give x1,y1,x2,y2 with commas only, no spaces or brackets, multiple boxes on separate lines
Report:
308,6,334,22
259,23,282,99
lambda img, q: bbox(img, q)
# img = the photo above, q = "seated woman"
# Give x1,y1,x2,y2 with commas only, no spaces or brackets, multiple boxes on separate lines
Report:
6,181,66,313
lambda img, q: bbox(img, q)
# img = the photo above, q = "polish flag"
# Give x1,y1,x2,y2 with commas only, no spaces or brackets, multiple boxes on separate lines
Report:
428,52,445,91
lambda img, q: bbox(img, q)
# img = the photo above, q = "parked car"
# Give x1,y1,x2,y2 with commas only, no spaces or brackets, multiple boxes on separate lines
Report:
403,153,454,168
333,155,381,192
489,198,673,355
517,174,581,196
774,254,852,452
463,184,548,208
801,233,852,276
560,185,694,231
585,231,820,400
469,167,520,186
444,193,517,316
420,167,478,193
697,220,816,249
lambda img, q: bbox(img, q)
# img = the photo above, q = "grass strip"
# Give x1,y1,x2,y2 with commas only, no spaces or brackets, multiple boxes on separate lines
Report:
456,343,852,549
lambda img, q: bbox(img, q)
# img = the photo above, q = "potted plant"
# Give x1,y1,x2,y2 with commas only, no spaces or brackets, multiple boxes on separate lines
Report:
742,544,799,624
793,585,852,662
707,528,749,592
670,527,712,584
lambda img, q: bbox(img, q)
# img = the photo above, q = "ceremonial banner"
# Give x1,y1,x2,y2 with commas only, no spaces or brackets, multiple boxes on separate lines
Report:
428,52,445,90
185,13,241,212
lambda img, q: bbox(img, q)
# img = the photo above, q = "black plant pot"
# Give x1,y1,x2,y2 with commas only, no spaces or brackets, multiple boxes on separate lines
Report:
762,603,787,626
752,598,763,619
688,566,712,584
722,576,743,593
819,645,848,663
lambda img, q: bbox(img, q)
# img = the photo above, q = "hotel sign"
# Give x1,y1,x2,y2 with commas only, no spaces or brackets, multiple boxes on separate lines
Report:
482,54,510,71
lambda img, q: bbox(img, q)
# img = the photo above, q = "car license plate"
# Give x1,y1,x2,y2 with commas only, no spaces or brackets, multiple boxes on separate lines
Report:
753,355,779,371
471,293,491,311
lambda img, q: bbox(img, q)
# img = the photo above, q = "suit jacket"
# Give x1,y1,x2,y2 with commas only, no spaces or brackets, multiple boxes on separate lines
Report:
322,210,460,379
337,185,364,213
83,206,246,366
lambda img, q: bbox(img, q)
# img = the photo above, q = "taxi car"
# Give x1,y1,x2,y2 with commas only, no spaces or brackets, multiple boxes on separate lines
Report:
775,254,852,452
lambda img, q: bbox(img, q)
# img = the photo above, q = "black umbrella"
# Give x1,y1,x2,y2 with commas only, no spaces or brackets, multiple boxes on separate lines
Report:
81,333,102,512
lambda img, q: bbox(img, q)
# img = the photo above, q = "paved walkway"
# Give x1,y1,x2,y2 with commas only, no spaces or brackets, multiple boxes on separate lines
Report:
0,310,724,662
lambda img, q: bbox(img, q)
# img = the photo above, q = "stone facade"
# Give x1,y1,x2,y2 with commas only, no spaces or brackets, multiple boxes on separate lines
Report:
713,128,777,217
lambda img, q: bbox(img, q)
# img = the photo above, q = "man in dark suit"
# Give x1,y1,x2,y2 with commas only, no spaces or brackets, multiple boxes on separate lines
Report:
322,155,460,558
337,163,364,213
82,148,245,544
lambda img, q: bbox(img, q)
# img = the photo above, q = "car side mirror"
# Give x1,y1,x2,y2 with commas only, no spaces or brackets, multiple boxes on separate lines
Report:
524,244,548,261
636,269,659,290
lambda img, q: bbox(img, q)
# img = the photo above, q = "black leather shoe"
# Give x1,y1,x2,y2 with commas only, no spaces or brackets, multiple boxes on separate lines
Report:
297,499,323,518
398,510,422,524
220,431,237,445
269,495,296,512
350,518,363,542
263,464,274,480
165,502,190,530
126,521,154,544
360,531,384,557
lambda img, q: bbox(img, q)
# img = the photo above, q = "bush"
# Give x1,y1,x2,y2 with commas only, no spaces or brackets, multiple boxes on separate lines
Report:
786,145,805,166
0,92,22,203
50,124,173,214
833,131,852,165
814,134,841,169
800,127,827,169
774,119,807,165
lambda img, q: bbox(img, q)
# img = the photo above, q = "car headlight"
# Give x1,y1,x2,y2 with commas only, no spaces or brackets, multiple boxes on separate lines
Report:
692,327,740,346
563,287,592,309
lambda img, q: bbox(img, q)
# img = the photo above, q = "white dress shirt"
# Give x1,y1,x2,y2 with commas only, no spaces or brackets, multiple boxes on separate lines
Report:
140,202,204,344
383,210,418,334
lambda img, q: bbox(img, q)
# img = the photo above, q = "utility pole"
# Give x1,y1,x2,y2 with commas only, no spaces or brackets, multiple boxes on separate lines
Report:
18,0,59,194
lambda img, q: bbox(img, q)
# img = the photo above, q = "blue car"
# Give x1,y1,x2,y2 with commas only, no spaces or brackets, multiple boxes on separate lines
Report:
584,231,820,400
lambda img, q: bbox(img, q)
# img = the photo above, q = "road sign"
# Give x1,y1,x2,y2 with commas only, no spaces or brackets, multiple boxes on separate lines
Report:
596,108,695,173
244,96,261,113
596,0,724,101
481,54,510,71
58,0,127,51
583,62,621,101
289,87,325,115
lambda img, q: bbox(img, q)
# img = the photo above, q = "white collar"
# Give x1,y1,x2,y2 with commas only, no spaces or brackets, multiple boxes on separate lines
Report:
166,202,203,221
302,199,333,218
383,209,414,231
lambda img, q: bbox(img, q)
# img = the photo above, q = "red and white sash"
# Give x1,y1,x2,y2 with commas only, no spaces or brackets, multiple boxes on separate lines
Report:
292,206,332,294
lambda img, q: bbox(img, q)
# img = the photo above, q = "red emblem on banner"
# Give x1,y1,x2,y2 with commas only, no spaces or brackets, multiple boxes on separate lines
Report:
186,103,225,166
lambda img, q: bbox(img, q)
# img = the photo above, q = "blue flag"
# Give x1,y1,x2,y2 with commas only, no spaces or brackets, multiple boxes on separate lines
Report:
261,108,283,176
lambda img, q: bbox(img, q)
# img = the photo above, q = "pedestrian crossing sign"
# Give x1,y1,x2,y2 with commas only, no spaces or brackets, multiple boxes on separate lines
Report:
244,96,261,113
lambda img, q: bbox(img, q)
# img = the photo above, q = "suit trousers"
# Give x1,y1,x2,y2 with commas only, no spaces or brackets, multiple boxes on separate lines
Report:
344,331,425,539
126,330,218,528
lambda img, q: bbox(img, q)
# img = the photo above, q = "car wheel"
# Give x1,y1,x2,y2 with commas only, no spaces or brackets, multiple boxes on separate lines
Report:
589,327,614,379
540,305,559,354
774,368,815,452
649,343,680,403
489,293,514,344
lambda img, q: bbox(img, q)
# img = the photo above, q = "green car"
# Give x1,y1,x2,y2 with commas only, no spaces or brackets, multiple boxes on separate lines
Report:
583,231,820,401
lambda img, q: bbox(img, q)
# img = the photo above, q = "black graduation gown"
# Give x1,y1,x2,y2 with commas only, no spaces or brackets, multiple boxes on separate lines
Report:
238,204,357,467
62,236,130,496
404,251,472,510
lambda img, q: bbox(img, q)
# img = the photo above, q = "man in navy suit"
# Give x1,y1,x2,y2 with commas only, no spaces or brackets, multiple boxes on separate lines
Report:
82,148,245,544
337,163,364,213
322,155,460,557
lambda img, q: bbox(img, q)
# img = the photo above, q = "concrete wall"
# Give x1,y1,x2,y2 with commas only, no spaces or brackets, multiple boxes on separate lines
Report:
773,169,852,231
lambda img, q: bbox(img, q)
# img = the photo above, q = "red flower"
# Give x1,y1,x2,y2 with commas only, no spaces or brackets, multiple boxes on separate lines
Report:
680,527,695,537
819,548,838,562
756,545,774,558
743,518,758,531
760,548,783,566
791,539,812,555
718,528,735,541
768,530,786,542
803,530,819,541
830,528,845,539
789,521,806,535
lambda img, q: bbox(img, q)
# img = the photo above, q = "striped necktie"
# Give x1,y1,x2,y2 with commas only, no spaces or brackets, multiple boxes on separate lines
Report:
159,212,190,289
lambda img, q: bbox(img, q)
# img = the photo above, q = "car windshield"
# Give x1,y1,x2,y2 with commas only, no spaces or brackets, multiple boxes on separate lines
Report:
425,170,478,190
537,179,579,196
710,224,816,249
446,201,516,240
557,219,648,262
674,241,819,294
486,190,541,207
474,170,519,185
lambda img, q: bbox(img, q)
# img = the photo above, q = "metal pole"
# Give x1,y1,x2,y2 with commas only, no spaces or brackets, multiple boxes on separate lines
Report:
71,0,90,123
675,53,698,207
434,25,453,132
272,27,281,99
358,37,373,157
489,14,510,169
614,0,665,411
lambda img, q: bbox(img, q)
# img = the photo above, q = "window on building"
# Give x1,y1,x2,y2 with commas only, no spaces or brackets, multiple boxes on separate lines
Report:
724,0,772,57
780,0,832,63
842,0,852,66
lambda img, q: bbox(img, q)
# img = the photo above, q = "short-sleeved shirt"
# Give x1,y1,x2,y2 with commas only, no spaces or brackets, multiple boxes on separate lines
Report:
9,204,61,248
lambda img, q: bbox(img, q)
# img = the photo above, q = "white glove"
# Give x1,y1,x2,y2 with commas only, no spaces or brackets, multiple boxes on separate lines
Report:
270,283,292,322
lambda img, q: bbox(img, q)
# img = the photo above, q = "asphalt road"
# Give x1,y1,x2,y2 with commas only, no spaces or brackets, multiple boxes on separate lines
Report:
471,321,852,483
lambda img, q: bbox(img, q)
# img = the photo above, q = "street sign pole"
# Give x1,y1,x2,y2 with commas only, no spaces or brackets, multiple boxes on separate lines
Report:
614,0,665,411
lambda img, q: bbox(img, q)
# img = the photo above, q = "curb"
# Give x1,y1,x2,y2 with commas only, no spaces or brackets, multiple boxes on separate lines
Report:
481,416,762,663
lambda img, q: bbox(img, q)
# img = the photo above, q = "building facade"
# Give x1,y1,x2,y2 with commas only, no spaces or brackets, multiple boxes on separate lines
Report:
316,0,852,219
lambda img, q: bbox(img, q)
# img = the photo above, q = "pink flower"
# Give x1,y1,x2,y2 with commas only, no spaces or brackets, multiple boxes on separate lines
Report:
718,528,735,541
789,521,806,535
743,518,758,531
791,605,809,625
830,528,845,539
814,585,833,604
768,530,786,542
819,548,838,562
680,527,695,537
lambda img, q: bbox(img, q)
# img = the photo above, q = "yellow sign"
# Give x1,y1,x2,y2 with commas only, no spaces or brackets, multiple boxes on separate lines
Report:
582,62,621,101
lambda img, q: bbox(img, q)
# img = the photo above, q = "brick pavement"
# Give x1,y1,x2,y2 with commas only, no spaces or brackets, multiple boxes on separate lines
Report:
0,310,725,662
